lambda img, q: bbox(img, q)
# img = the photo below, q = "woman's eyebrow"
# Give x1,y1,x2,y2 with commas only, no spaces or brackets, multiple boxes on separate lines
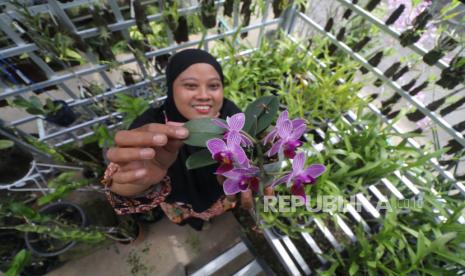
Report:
180,77,198,82
208,77,221,81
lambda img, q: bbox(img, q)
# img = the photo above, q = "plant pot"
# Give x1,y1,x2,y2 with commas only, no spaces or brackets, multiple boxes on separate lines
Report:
115,215,144,245
25,202,88,257
45,100,77,127
0,138,33,185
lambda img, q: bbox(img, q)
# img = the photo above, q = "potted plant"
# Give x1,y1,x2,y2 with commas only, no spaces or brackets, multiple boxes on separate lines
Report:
0,138,33,185
9,96,77,127
163,0,189,43
200,0,217,29
423,33,457,65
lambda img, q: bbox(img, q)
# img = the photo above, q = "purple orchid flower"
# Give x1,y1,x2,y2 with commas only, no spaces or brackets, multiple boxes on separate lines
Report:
213,113,253,147
271,152,326,202
207,131,249,174
222,166,260,195
264,111,307,159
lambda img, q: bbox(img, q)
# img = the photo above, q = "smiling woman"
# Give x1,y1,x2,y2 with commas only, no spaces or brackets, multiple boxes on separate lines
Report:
101,49,250,231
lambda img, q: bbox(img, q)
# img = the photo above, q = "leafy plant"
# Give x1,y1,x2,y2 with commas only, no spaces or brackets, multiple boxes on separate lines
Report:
4,249,31,276
9,96,66,116
114,93,150,127
0,139,14,150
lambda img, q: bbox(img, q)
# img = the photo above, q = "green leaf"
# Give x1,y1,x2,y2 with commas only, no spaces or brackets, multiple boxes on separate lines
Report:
349,262,359,276
186,149,217,170
243,96,279,136
411,0,422,7
184,118,225,147
0,139,14,150
5,249,31,276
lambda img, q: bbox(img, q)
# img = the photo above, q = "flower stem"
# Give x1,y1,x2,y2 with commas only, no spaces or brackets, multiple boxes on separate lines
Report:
240,130,258,144
255,143,267,224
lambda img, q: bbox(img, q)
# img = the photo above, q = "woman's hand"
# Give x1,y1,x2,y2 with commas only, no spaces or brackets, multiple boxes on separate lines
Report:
105,123,189,196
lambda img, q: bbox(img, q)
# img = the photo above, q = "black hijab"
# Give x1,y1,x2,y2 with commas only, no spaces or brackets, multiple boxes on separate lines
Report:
129,49,241,230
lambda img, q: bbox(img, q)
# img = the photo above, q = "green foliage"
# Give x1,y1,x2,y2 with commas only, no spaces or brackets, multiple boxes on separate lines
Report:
0,139,14,150
9,96,64,116
183,118,224,147
5,249,31,276
37,172,91,206
114,93,150,127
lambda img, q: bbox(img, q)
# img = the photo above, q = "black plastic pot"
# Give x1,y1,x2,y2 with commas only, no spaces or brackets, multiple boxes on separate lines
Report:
45,100,77,127
0,137,33,185
25,202,88,257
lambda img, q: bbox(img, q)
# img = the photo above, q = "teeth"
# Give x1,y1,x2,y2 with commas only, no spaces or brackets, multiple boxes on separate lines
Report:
194,106,211,110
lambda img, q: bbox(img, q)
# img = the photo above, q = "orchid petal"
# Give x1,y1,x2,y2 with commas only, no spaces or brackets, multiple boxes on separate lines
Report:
231,143,248,165
292,152,306,173
271,174,291,187
223,179,241,195
207,138,227,155
277,110,289,126
227,113,245,131
240,134,254,147
278,120,292,139
267,139,283,157
292,118,306,129
226,130,242,146
263,128,278,145
250,178,259,193
303,164,326,179
212,118,229,129
216,163,234,174
290,124,307,140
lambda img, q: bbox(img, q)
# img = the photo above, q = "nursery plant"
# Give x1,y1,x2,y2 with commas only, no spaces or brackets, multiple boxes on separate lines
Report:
183,96,326,225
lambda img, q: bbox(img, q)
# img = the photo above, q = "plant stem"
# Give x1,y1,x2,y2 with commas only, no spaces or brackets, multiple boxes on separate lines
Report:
240,130,258,144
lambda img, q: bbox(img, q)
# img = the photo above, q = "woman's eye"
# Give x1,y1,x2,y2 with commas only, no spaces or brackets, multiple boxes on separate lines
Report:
184,83,197,89
209,83,220,90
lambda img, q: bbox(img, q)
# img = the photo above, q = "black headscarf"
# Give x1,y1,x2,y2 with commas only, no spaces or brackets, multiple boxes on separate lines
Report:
129,49,241,230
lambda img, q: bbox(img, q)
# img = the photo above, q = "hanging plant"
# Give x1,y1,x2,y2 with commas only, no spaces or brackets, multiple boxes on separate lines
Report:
452,121,465,132
364,0,381,12
224,0,234,17
445,139,463,155
133,0,154,38
399,9,432,47
436,55,465,89
336,27,346,41
9,96,77,127
406,91,461,122
163,0,189,43
342,8,352,20
200,0,217,29
324,17,334,32
360,51,384,74
392,65,410,81
272,0,288,18
374,61,401,87
423,34,458,65
385,4,405,26
240,0,252,38
440,96,465,117
408,80,429,96
351,36,371,52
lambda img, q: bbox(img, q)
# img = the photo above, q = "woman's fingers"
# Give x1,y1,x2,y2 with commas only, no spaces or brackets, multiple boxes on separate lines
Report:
106,147,155,163
240,189,254,209
114,123,189,148
112,168,147,184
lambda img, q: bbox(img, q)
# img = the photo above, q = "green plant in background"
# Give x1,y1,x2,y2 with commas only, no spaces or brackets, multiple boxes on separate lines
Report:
37,172,92,206
0,139,14,150
114,93,150,127
9,96,65,117
4,249,31,276
214,34,365,125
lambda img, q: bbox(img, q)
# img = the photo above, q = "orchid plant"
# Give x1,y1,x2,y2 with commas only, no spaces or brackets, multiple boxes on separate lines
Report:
183,96,326,216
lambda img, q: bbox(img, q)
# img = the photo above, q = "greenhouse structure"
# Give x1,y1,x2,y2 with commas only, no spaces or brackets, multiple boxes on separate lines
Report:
0,0,464,275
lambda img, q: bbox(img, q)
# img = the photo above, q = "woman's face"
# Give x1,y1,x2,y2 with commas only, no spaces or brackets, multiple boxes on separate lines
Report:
172,63,224,120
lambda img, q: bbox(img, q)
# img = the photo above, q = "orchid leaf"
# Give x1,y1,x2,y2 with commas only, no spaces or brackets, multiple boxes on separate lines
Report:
184,118,225,147
244,96,279,136
186,149,217,170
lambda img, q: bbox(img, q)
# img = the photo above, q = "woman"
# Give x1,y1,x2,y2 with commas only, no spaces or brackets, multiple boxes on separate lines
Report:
102,49,252,230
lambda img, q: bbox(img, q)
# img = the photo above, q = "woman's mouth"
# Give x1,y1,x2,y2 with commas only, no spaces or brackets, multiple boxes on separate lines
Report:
193,105,212,114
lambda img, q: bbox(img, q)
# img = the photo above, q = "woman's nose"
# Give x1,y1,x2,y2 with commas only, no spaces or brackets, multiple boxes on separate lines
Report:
195,86,211,100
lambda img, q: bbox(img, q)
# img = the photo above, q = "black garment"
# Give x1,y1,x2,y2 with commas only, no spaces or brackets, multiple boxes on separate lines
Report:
129,99,241,230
